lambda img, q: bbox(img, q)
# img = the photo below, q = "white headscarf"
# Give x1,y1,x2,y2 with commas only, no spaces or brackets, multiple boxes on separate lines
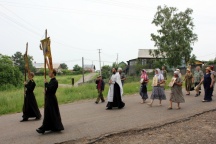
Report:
176,69,182,78
174,71,180,77
155,68,164,82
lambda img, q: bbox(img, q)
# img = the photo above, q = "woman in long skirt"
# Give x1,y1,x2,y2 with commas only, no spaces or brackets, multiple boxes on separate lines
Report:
168,71,185,110
148,68,166,107
139,69,149,103
184,68,193,95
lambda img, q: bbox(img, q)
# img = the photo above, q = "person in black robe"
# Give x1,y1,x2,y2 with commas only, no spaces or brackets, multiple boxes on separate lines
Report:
106,68,125,110
20,72,41,122
36,70,64,134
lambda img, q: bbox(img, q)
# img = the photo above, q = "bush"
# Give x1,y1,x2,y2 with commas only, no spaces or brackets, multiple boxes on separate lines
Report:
0,54,23,89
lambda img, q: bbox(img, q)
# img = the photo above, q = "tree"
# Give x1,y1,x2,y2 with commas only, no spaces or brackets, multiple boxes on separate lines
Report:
188,54,197,65
101,65,111,79
73,64,82,71
11,51,36,73
0,54,23,88
150,5,198,67
118,61,127,71
60,63,68,69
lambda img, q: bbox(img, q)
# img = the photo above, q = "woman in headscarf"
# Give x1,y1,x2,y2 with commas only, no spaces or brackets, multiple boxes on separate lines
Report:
184,68,194,95
176,69,182,78
168,71,185,110
193,66,204,97
148,68,166,107
139,69,149,103
199,67,214,102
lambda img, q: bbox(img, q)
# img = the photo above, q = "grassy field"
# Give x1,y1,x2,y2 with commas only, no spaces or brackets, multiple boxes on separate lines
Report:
0,74,173,115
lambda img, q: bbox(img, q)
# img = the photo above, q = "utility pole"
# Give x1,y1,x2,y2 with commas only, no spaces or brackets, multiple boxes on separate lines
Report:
116,53,118,65
82,57,84,83
98,49,102,76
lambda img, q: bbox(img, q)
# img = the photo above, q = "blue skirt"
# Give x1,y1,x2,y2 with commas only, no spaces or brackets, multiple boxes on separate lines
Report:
150,86,166,100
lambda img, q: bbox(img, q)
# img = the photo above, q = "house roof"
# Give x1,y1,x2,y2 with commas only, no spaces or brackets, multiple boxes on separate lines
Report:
84,64,95,69
138,49,164,58
33,63,61,69
33,63,44,69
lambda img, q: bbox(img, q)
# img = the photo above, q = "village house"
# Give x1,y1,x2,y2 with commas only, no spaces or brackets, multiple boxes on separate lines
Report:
33,62,62,73
83,64,95,72
127,49,164,75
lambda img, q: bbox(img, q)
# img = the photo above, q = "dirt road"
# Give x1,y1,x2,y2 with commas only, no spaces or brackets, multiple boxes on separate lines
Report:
0,89,215,144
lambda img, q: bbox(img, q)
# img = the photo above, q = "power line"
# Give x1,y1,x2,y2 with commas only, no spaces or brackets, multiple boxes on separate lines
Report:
0,1,152,21
0,9,42,37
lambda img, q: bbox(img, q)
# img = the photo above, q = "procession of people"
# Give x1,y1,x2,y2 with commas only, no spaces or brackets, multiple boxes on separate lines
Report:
20,62,215,135
19,31,215,136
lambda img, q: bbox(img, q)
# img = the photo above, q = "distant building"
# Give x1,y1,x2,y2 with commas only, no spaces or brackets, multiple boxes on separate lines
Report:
127,49,164,75
84,64,95,72
33,62,62,73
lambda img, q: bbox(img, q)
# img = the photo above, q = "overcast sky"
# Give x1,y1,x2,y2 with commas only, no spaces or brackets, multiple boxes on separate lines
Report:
0,0,216,69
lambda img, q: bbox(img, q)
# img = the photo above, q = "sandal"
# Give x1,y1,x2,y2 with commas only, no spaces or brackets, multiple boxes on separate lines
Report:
147,103,152,107
167,107,172,110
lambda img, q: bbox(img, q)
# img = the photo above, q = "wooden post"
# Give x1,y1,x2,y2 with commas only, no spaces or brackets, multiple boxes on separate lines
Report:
24,42,28,98
23,42,28,112
44,29,47,105
82,57,84,83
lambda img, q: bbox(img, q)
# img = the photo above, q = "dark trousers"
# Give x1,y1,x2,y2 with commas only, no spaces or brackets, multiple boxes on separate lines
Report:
96,90,105,103
204,87,213,101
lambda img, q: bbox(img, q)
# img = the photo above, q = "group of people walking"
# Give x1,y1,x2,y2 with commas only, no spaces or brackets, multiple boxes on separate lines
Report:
21,65,215,134
20,70,64,134
183,66,215,102
95,68,125,110
138,65,215,110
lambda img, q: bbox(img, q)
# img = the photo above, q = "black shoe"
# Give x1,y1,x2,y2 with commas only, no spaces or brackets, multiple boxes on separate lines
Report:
106,107,112,110
95,102,98,104
101,100,105,103
36,129,45,134
199,91,201,95
35,117,41,120
20,118,28,122
195,94,199,97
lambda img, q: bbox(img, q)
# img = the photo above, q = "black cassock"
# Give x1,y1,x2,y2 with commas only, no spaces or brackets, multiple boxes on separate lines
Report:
106,82,125,109
22,80,41,119
39,78,64,131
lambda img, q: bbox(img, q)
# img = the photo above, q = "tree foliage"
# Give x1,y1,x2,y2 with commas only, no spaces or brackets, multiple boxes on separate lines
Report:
0,54,23,88
11,51,36,73
150,5,198,67
101,65,112,79
73,64,82,71
60,63,68,69
188,54,197,65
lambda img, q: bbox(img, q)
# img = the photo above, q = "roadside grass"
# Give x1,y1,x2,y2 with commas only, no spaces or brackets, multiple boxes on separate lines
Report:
0,75,174,115
33,74,83,87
